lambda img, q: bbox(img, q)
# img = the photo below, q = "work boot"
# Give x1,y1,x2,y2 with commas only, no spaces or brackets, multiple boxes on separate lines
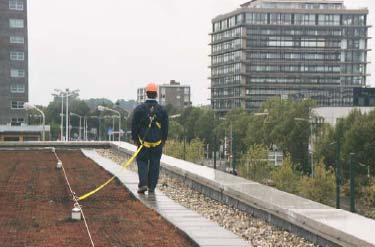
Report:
137,186,147,194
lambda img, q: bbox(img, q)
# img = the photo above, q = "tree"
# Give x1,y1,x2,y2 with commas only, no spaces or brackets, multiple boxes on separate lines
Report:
341,110,375,177
168,120,184,140
246,98,315,172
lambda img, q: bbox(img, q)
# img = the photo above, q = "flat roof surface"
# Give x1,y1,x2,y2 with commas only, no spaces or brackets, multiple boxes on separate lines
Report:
0,149,194,246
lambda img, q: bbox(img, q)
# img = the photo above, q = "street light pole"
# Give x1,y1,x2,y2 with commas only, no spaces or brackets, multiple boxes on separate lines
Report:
56,88,79,142
112,116,115,141
84,116,87,141
335,140,341,209
295,117,314,176
65,89,69,141
53,90,65,141
79,116,82,140
99,117,102,141
70,113,82,140
98,105,121,142
310,120,314,177
170,114,186,159
213,113,217,170
349,152,356,212
24,103,45,141
61,96,64,140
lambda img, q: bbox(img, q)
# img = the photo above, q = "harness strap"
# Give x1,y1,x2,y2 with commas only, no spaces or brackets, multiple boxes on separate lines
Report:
138,137,162,148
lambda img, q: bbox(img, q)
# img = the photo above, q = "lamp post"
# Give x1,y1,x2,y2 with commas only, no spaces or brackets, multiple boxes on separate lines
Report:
65,89,79,141
52,90,65,141
349,152,356,212
98,106,121,142
55,88,79,141
219,110,269,175
87,116,101,141
102,115,118,141
213,113,218,169
70,112,82,140
170,114,186,160
24,103,45,141
295,117,314,176
123,116,129,142
334,117,344,209
335,141,341,209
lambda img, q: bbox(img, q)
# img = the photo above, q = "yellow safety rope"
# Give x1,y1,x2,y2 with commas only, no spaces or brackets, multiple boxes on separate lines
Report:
78,145,144,201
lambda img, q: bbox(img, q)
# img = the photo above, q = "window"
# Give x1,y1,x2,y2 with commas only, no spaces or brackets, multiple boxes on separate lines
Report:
11,118,24,126
213,22,221,32
10,69,25,77
10,84,25,93
245,13,267,24
10,36,24,44
221,19,228,29
236,14,243,24
318,15,340,26
295,14,316,25
9,19,24,28
11,101,24,109
10,51,24,61
9,0,23,10
229,16,236,28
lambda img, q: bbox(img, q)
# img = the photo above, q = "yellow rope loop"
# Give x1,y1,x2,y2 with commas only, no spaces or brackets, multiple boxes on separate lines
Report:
78,145,144,201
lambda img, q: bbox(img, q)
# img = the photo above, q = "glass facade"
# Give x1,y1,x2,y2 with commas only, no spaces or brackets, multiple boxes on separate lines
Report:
210,1,369,112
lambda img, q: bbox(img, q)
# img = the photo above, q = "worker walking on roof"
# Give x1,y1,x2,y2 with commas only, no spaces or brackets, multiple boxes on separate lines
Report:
131,83,169,194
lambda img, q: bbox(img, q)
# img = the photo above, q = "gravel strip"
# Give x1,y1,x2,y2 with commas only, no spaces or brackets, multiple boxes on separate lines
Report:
97,149,317,247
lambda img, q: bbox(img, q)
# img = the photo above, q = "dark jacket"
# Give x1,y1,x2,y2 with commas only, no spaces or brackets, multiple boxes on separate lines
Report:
131,99,169,145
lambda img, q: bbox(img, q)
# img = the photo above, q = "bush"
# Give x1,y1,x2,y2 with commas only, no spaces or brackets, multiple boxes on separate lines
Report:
164,139,184,159
164,138,204,163
360,181,375,209
239,145,272,183
185,138,205,163
271,155,300,194
299,160,336,205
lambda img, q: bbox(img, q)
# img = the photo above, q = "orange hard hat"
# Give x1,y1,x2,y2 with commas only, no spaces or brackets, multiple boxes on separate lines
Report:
145,83,158,93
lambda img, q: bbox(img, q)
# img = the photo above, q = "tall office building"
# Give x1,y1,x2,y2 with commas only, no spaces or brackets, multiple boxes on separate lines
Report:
137,80,191,110
210,0,369,113
0,0,28,125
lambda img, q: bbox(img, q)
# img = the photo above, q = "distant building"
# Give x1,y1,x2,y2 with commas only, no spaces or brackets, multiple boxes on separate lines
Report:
353,87,375,106
0,0,49,142
0,0,29,125
137,80,192,109
0,125,51,141
313,107,374,125
210,0,370,113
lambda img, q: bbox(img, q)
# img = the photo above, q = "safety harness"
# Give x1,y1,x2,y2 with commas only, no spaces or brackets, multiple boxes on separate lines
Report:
138,105,162,148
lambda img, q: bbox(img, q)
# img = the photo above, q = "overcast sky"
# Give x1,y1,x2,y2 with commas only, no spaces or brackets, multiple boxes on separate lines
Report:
28,0,375,106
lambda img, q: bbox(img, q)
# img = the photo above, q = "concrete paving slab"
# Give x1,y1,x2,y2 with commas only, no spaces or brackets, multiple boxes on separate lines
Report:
82,149,252,247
